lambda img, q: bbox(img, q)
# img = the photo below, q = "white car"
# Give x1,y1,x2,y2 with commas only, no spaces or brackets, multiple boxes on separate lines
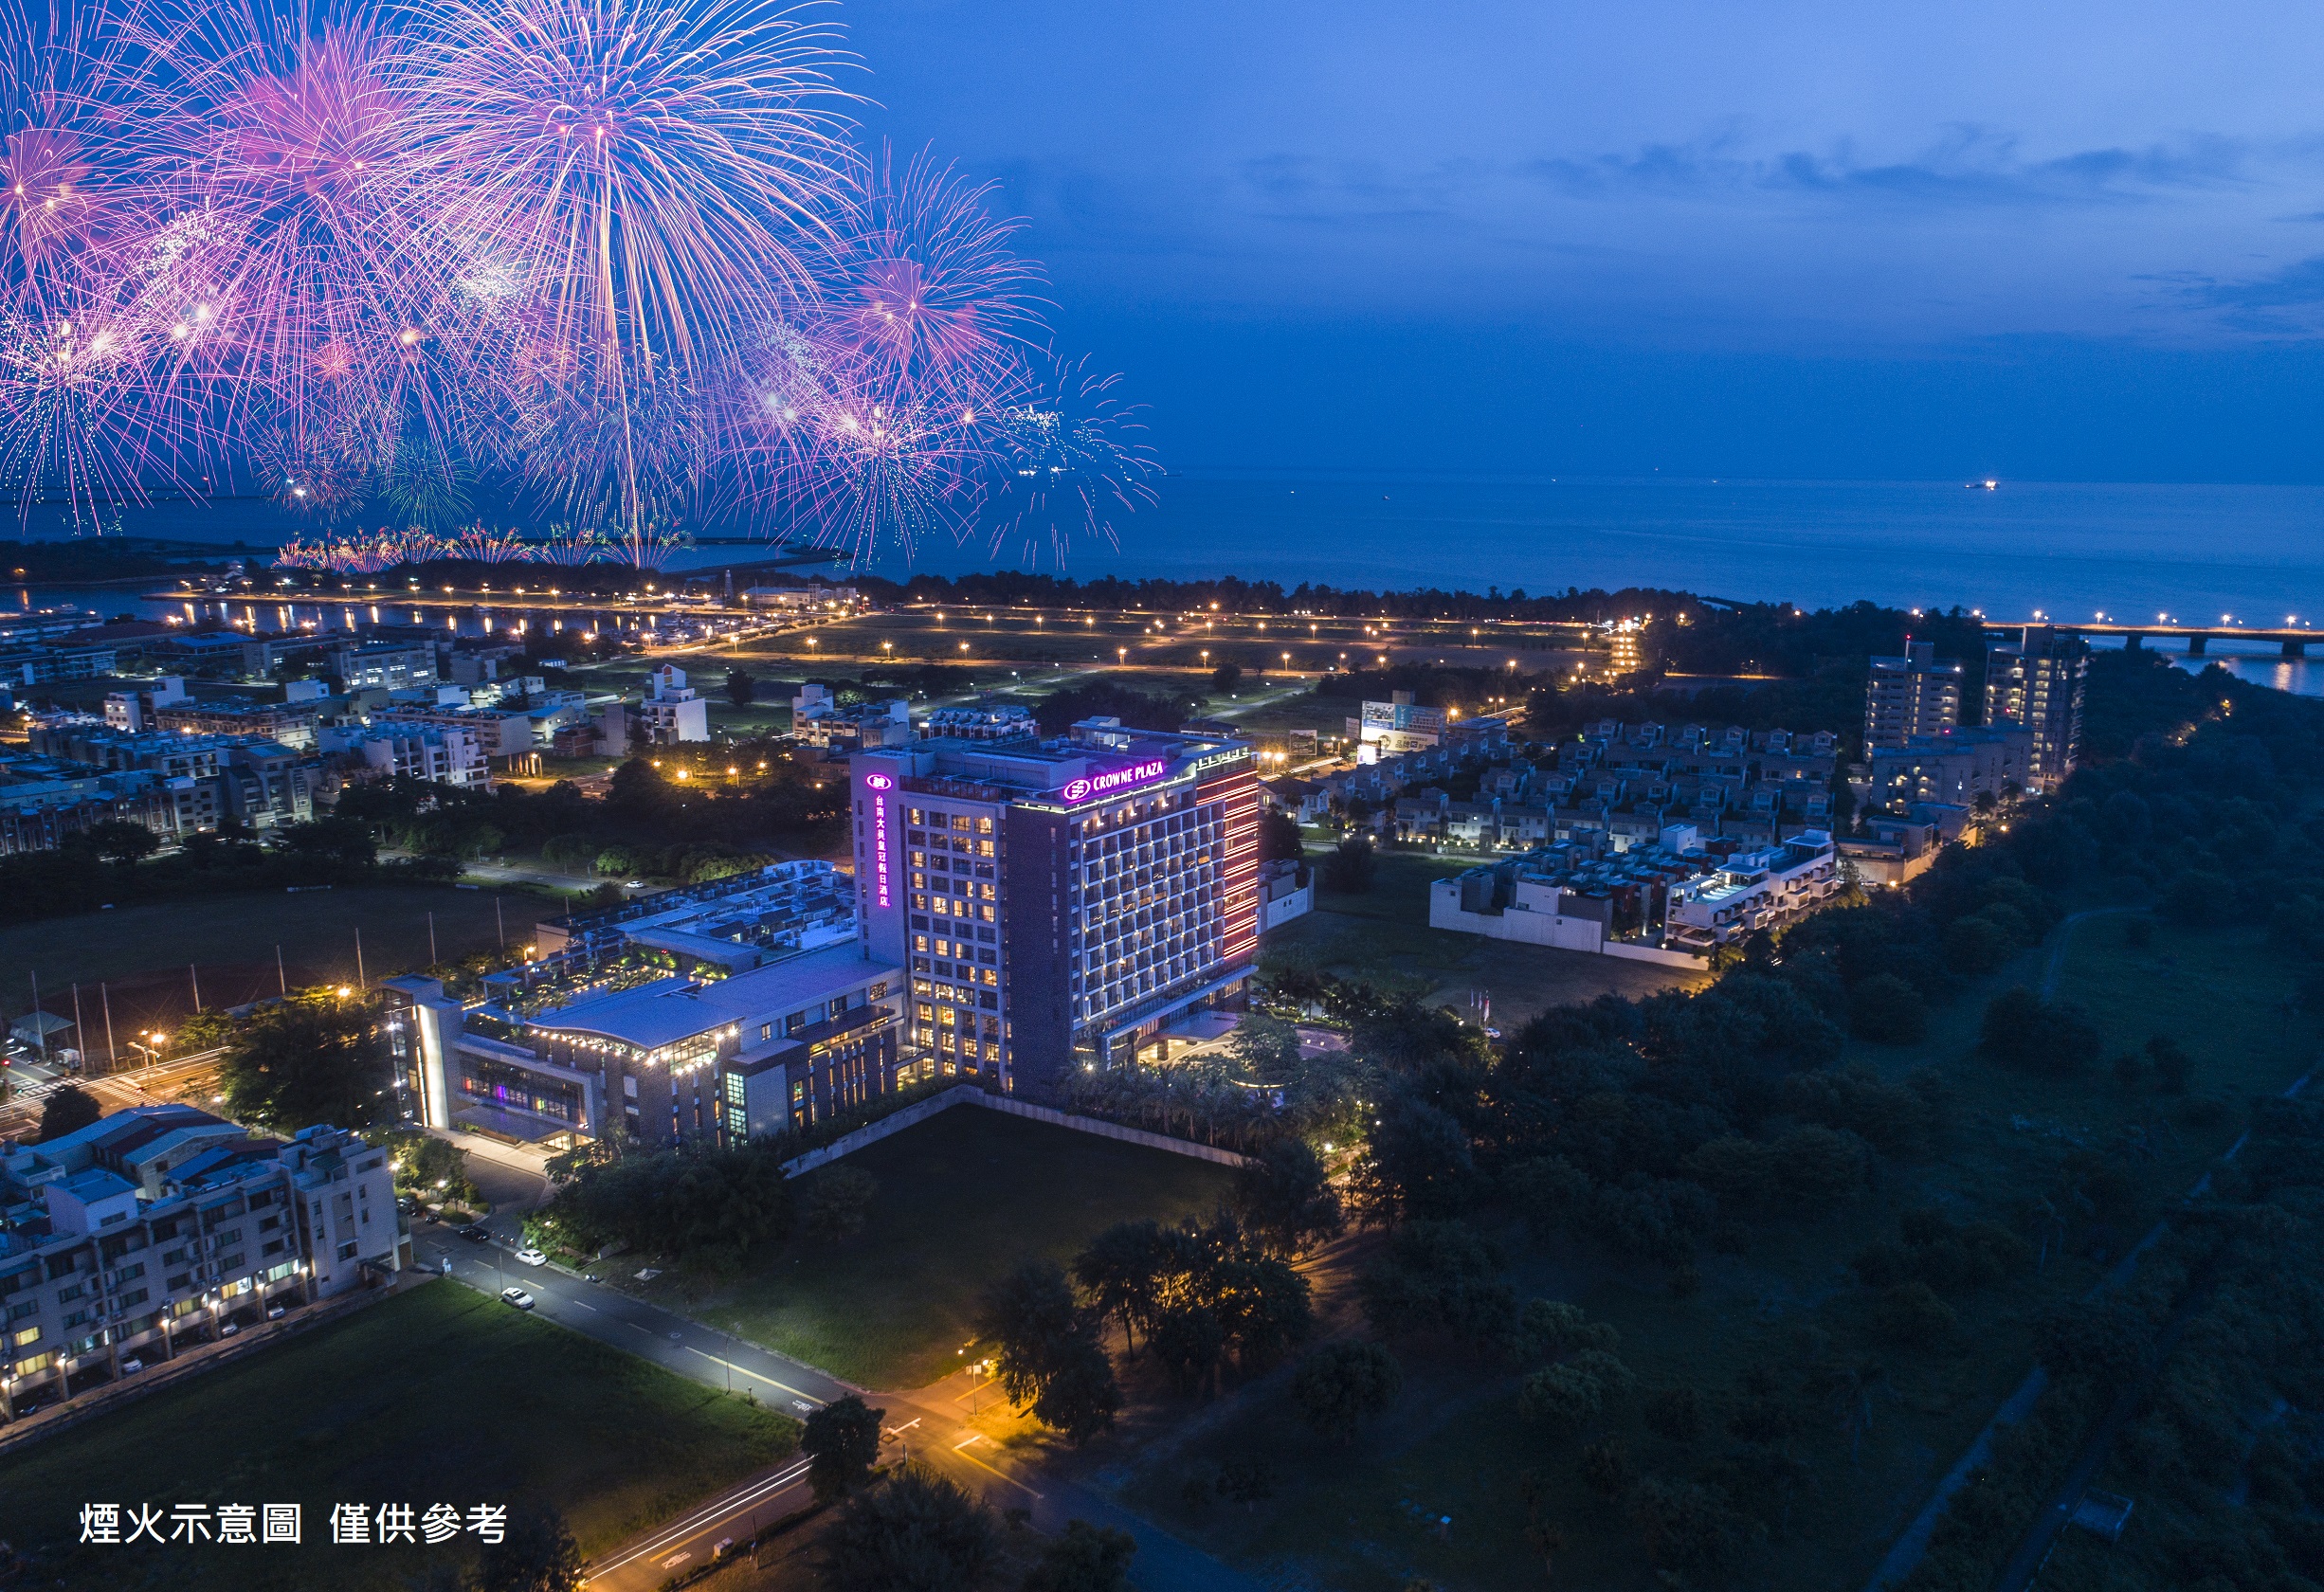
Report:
514,1247,547,1267
500,1287,535,1311
118,1357,145,1374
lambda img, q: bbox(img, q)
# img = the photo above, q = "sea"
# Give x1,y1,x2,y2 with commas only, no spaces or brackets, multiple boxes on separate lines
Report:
11,474,2324,696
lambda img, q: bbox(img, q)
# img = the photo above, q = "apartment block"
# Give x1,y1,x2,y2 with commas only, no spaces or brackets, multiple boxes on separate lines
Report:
0,1108,398,1420
1863,641,1963,750
1984,624,2089,792
850,718,1260,1088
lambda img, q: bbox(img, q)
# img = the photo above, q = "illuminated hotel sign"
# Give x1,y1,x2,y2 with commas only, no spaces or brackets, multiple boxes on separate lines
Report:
1058,757,1168,805
864,772,895,907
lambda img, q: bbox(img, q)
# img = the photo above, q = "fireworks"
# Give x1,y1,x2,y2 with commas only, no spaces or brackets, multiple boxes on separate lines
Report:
0,0,1157,568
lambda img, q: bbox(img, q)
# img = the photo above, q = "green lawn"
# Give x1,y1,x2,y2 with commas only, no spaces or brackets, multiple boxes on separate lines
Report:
0,1282,797,1591
1114,914,2315,1592
674,1107,1237,1388
1268,847,1703,1022
0,884,547,1038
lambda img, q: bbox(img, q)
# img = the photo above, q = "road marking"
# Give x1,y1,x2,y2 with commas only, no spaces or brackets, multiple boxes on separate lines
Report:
584,1459,809,1581
683,1347,823,1405
950,1433,1043,1498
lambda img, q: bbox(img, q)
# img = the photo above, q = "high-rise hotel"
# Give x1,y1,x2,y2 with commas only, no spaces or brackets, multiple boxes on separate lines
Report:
849,716,1260,1094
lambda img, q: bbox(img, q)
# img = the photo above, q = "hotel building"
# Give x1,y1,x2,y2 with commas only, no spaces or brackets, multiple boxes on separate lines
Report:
849,717,1260,1094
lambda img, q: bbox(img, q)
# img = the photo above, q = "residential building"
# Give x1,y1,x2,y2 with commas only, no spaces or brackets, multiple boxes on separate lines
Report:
1984,624,2088,792
103,677,189,733
319,723,491,790
0,642,118,684
9,723,329,842
792,684,911,751
848,717,1260,1088
0,1108,398,1420
738,586,862,610
1260,858,1313,931
371,701,537,758
1663,832,1843,953
154,696,321,751
638,664,709,745
333,642,440,691
1863,642,1963,750
921,702,1037,741
1857,725,2032,813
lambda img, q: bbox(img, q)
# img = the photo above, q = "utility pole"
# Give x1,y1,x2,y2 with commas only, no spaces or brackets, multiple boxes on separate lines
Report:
70,985,83,1070
427,912,438,965
276,946,287,996
495,896,505,950
100,984,116,1070
190,964,202,1013
27,970,43,1062
354,928,366,989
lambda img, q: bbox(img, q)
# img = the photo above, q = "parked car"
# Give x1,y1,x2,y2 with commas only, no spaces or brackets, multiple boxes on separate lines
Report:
458,1225,489,1243
514,1247,546,1267
118,1357,144,1374
500,1287,535,1311
265,1304,287,1320
218,1322,240,1338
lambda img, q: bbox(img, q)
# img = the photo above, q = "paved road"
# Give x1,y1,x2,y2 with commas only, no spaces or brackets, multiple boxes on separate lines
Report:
406,1222,854,1590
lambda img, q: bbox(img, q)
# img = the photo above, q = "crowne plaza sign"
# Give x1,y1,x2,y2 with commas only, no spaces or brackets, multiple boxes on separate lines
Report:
1057,757,1168,805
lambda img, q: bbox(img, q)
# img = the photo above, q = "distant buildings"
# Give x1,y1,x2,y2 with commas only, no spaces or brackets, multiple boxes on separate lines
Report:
1985,624,2089,791
4,720,330,853
1863,641,1963,749
1353,691,1443,762
0,1108,398,1420
921,701,1038,741
638,664,710,745
791,684,911,751
1430,828,1842,962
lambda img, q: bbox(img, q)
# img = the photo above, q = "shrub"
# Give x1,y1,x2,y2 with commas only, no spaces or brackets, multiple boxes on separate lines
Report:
1849,973,1929,1044
1944,914,2011,973
1291,1340,1403,1444
1872,1281,1958,1347
1978,987,2100,1075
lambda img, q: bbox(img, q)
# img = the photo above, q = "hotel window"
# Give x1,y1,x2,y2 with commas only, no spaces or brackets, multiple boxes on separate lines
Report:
759,1022,772,1042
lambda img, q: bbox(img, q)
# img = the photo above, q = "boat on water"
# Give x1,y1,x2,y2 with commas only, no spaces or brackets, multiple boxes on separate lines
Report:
1966,479,1998,490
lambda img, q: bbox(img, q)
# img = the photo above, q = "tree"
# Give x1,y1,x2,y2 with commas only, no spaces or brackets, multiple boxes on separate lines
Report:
803,1394,887,1504
1258,808,1303,864
83,818,158,867
1518,1349,1634,1433
1072,1221,1166,1354
802,1166,881,1243
821,1465,1000,1592
1978,987,2101,1076
1226,1013,1302,1085
1363,1096,1485,1219
1513,1300,1618,1364
1024,1520,1136,1592
1848,973,1928,1044
725,666,756,707
38,1083,101,1142
221,990,394,1131
1356,1220,1516,1350
1233,1137,1344,1257
1871,1281,1957,1348
1643,1384,1707,1443
1209,662,1243,696
1628,1478,1750,1578
1292,1339,1403,1443
978,1260,1082,1406
1029,1337,1121,1446
1214,1456,1274,1512
1321,835,1377,894
476,1506,582,1592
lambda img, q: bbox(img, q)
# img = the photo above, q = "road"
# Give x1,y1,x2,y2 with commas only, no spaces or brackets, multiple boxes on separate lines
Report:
405,1213,854,1592
0,1050,226,1140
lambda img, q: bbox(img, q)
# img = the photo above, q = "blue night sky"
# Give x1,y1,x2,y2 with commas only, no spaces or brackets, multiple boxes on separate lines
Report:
846,0,2324,482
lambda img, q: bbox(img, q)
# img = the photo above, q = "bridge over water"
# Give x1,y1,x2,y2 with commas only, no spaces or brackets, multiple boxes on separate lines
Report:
1983,619,2322,658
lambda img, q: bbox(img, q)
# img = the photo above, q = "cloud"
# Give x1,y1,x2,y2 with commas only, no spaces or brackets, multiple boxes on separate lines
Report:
1530,126,2257,209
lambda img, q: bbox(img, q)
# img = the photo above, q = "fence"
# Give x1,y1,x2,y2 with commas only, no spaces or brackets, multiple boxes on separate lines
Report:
778,1084,1251,1177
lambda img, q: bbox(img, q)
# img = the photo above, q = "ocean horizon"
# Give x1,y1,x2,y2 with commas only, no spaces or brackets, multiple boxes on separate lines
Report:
13,473,2324,696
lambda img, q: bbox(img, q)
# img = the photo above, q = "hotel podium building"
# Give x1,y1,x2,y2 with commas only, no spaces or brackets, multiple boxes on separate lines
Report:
849,717,1261,1094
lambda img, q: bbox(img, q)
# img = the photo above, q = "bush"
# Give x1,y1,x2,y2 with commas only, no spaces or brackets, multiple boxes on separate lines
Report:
1322,835,1377,894
1849,972,1929,1044
1978,987,2101,1075
1943,914,2011,973
1291,1340,1403,1444
1872,1281,1958,1347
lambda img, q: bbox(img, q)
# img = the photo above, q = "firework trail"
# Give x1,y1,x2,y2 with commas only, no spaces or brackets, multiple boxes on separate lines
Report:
984,356,1158,567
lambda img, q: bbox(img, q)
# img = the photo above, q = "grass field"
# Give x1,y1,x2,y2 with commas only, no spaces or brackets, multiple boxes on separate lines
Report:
1111,914,2315,1592
0,1282,797,1592
666,1107,1237,1388
0,884,555,1036
1266,847,1704,1023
